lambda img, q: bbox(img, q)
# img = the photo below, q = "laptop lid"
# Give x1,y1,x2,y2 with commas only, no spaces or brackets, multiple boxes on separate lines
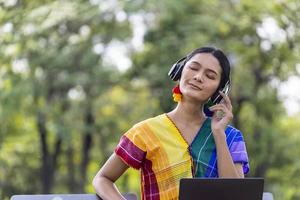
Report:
10,193,137,200
179,178,264,200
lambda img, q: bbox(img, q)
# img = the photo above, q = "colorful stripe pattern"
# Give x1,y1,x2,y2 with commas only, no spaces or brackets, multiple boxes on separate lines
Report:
115,114,249,200
189,118,250,177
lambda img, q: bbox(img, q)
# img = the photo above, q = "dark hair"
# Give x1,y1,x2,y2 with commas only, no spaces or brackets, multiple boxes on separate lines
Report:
185,46,231,92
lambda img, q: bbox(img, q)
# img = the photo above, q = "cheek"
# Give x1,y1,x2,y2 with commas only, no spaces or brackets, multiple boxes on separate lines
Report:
180,68,190,80
206,81,220,94
179,71,190,85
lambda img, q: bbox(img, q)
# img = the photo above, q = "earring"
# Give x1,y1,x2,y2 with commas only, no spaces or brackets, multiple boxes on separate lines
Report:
172,84,182,102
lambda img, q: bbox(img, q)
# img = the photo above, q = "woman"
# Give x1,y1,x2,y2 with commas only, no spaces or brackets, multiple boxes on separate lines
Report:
93,47,249,200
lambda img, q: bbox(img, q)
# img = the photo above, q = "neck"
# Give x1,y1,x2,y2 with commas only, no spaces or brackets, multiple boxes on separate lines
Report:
168,98,206,125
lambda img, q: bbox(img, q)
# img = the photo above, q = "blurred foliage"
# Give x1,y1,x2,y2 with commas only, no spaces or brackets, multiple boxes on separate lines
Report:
0,0,300,199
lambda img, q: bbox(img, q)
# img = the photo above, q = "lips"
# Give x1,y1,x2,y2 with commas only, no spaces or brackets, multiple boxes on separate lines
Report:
188,82,203,90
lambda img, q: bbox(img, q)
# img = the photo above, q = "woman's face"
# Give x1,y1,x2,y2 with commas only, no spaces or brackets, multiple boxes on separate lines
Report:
179,53,222,103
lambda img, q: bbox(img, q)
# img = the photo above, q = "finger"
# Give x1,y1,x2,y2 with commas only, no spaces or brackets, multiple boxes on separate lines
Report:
219,91,229,105
209,104,233,117
209,104,228,113
219,91,232,110
209,104,226,110
211,108,233,121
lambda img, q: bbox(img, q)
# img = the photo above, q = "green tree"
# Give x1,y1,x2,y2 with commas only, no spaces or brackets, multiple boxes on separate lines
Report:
0,0,133,197
125,0,300,198
1,0,300,199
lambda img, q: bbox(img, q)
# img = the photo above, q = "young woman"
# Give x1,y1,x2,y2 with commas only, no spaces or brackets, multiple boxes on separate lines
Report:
93,47,249,200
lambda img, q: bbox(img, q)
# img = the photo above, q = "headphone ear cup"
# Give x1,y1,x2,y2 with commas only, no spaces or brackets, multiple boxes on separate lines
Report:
168,57,187,81
168,63,182,81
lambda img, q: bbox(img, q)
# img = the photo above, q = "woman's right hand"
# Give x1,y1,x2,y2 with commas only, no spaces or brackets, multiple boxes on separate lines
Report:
92,153,129,200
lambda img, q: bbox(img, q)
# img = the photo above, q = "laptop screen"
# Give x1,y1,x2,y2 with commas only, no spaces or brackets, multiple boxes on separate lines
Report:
179,178,264,200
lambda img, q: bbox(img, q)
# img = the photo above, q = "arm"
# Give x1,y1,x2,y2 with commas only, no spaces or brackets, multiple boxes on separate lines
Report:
213,132,244,178
209,91,245,178
92,153,129,200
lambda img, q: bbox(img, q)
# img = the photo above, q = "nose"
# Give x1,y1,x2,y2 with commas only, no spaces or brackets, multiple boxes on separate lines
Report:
193,72,204,82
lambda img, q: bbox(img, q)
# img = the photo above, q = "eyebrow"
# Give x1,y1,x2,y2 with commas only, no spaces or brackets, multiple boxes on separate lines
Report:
190,61,218,75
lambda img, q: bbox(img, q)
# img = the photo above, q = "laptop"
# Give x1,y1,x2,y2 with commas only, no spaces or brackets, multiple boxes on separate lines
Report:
179,178,264,200
10,193,137,200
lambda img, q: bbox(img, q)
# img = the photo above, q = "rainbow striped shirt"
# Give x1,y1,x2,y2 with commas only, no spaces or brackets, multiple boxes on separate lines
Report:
115,114,249,200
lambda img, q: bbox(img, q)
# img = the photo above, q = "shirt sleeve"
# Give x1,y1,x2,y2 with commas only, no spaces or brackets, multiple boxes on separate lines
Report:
228,128,250,174
115,124,147,169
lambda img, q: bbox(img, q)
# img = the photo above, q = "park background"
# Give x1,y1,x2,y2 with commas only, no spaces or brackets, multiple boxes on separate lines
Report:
1,0,300,199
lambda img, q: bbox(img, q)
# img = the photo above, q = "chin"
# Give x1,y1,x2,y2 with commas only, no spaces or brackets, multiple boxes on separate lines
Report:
183,93,208,103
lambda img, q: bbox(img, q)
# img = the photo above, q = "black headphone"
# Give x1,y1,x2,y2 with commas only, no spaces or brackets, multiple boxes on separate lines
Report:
168,56,188,81
168,55,231,106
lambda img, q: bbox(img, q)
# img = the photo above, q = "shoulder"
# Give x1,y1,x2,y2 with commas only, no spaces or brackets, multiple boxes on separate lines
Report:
131,113,166,130
124,114,166,137
225,125,240,134
225,125,245,142
122,114,165,147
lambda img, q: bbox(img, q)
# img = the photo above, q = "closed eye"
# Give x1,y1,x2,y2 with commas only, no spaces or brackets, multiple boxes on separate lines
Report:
206,73,217,80
188,65,199,71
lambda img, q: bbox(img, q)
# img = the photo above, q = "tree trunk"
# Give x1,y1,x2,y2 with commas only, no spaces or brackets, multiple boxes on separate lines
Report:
79,105,94,192
52,137,62,184
37,111,52,193
67,144,77,192
37,111,62,193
